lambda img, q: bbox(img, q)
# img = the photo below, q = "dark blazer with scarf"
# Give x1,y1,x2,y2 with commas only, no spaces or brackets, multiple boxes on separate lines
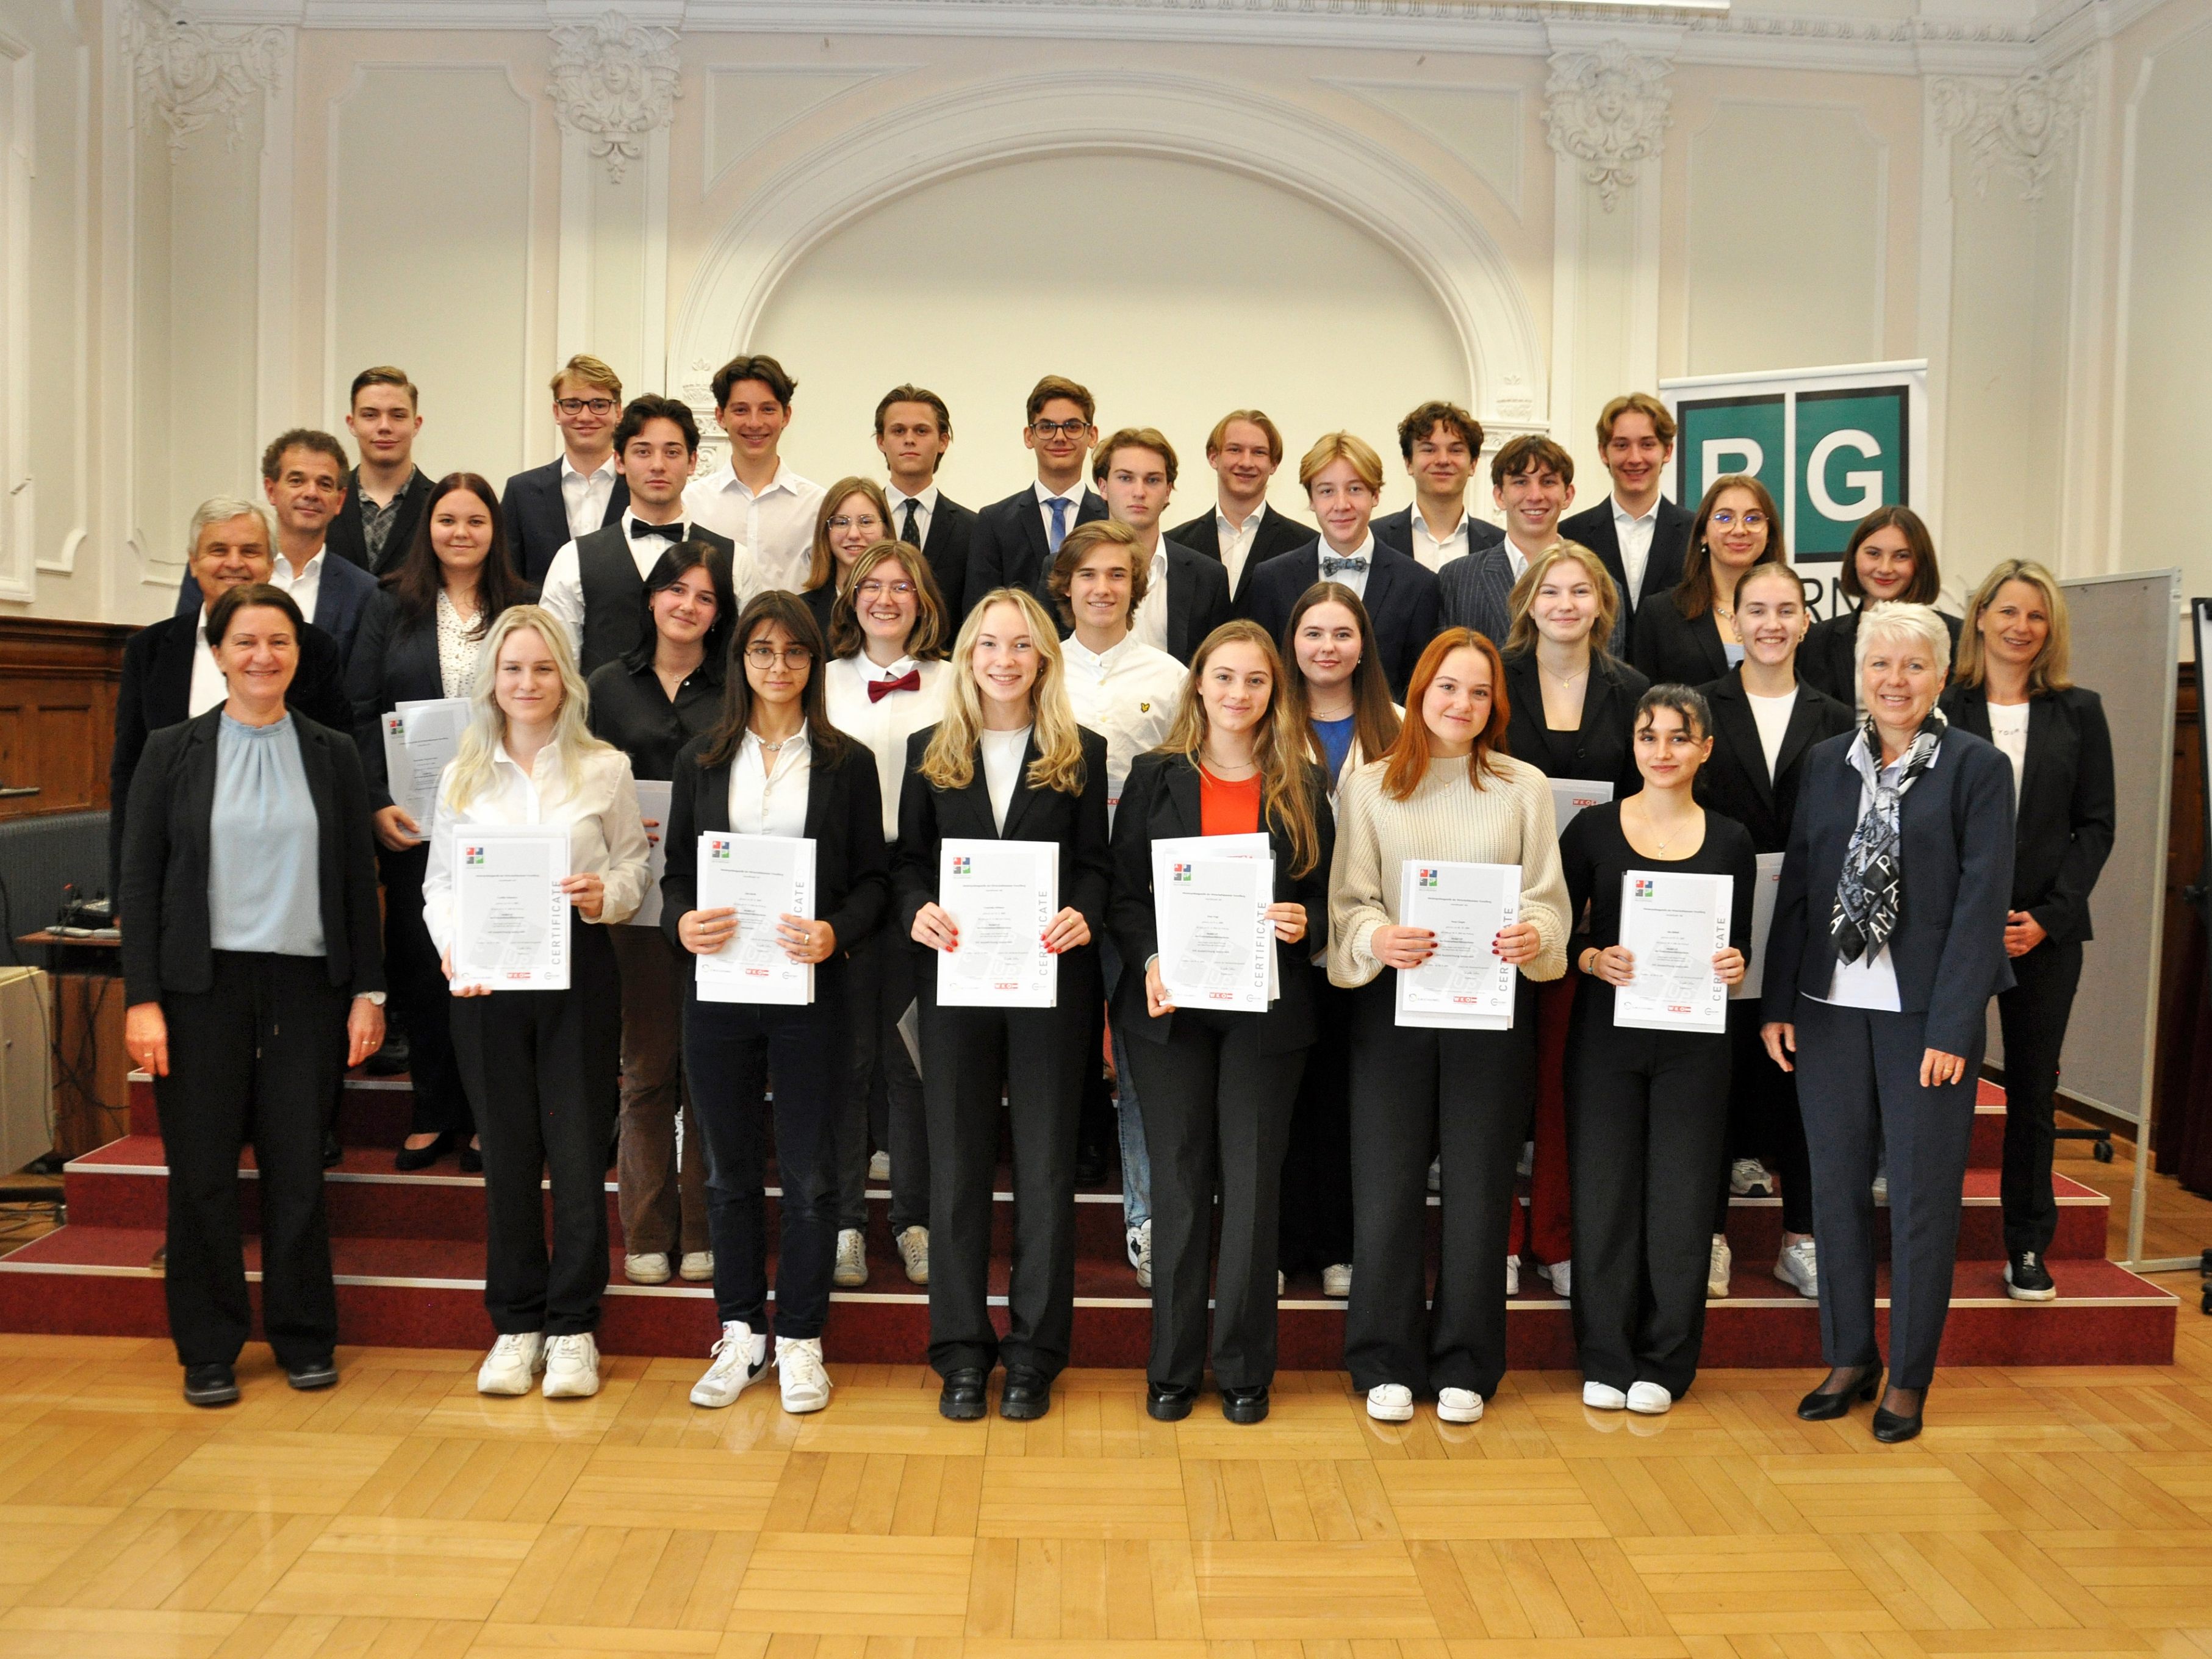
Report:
971,486,1108,602
119,707,385,1006
1695,668,1855,853
1372,504,1506,563
1502,648,1651,798
1558,495,1694,622
1761,723,2016,1058
501,456,630,582
1237,540,1442,701
1167,503,1312,607
1107,749,1334,1056
1939,681,2114,945
175,548,379,668
328,466,437,576
896,491,978,623
1800,606,1965,706
658,731,890,972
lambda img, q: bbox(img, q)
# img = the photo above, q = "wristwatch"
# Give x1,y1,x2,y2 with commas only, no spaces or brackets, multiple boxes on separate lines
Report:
355,991,387,1006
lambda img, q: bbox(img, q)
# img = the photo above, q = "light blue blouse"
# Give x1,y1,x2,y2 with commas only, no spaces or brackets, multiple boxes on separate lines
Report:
208,713,326,958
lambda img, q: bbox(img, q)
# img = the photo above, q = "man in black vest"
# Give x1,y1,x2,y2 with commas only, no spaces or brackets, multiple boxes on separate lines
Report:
540,395,738,675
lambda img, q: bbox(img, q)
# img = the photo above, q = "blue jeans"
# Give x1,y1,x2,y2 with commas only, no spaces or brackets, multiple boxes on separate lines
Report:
1102,937,1150,1231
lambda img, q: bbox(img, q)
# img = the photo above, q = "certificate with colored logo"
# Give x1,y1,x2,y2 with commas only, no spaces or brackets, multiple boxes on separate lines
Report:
1393,859,1519,1029
1151,836,1273,1016
1615,869,1733,1033
695,833,817,1006
451,824,570,992
936,838,1058,1008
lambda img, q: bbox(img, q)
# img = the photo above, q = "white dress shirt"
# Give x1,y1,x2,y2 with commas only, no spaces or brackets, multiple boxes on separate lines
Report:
824,654,949,841
188,606,226,717
1032,480,1085,554
421,738,652,955
1612,495,1661,606
886,482,938,551
1318,532,1379,602
1129,538,1173,655
541,511,759,657
1817,737,1943,1012
270,546,326,626
1215,503,1266,597
561,453,619,542
980,724,1032,833
728,723,812,840
683,459,824,595
1408,507,1471,575
1059,632,1186,825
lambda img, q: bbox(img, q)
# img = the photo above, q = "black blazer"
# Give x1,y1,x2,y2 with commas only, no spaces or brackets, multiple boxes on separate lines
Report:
328,467,437,576
903,492,978,623
1155,540,1234,666
802,581,838,645
658,733,889,970
971,486,1108,601
1696,670,1855,853
1800,607,1965,705
1237,540,1442,701
1502,649,1651,797
1630,589,1734,687
500,457,629,583
1372,504,1506,562
1940,683,2115,945
343,584,540,812
1557,496,1693,620
1107,750,1334,1056
119,708,384,1006
111,612,353,894
1761,726,2016,1057
174,548,379,668
1168,503,1313,607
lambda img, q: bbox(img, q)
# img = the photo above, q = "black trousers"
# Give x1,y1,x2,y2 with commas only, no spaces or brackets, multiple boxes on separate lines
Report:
1278,977,1355,1274
1125,1007,1306,1392
686,981,844,1339
1794,995,1981,1391
450,917,621,1337
379,841,472,1137
1995,940,2083,1258
1343,974,1532,1399
156,952,347,1369
1566,1012,1731,1396
919,972,1093,1380
1713,1000,1814,1236
836,928,928,1236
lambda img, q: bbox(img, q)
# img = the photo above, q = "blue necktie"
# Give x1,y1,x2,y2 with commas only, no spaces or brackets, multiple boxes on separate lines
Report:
1047,496,1071,554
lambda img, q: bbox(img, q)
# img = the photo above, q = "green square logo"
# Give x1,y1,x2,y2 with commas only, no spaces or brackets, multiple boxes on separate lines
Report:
1674,394,1786,516
1793,388,1907,557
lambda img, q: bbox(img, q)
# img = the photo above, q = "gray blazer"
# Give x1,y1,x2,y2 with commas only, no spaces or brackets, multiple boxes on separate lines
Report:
1437,545,1521,645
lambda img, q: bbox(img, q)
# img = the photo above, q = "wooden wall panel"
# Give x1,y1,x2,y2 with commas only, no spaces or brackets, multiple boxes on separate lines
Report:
0,618,134,822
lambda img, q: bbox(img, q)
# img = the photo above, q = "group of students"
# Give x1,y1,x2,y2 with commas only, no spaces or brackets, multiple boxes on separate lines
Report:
111,358,2114,1444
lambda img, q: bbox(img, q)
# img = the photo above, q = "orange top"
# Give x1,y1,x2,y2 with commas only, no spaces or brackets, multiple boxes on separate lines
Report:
1198,766,1263,838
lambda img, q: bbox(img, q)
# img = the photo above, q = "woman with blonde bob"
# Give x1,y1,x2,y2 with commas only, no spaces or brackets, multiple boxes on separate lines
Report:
422,604,651,1403
894,586,1111,1424
1110,620,1331,1425
1329,627,1568,1425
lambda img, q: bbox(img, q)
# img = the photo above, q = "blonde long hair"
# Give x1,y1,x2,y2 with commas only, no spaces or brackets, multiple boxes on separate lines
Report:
1157,620,1324,878
442,604,616,813
1954,557,2072,694
920,587,1088,797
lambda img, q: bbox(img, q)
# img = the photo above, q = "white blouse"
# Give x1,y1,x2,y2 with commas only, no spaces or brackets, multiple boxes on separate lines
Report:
980,724,1032,833
434,589,487,699
728,723,813,840
822,654,949,842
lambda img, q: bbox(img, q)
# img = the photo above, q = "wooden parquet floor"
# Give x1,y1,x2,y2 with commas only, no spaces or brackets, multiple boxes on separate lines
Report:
0,1308,2207,1659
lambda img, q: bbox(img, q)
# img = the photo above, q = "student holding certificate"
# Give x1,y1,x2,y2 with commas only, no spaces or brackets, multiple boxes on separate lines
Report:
896,587,1110,1424
422,606,652,1403
1559,684,1754,1415
663,591,888,1416
1327,628,1567,1425
1111,619,1332,1425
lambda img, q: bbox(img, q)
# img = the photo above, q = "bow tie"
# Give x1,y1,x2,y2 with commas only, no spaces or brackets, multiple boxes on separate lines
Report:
633,521,684,542
867,668,922,701
1319,554,1369,577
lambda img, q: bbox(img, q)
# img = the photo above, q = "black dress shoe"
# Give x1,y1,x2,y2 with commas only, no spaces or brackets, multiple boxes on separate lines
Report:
1220,1385,1269,1424
459,1142,484,1175
393,1131,456,1172
1146,1381,1196,1422
183,1363,239,1407
362,1033,411,1077
1797,1363,1882,1421
939,1367,988,1421
1000,1366,1052,1420
1073,1145,1108,1186
285,1355,339,1391
321,1128,342,1169
1872,1396,1923,1443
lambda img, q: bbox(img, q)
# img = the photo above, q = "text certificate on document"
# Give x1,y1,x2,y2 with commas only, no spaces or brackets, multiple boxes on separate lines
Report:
628,779,672,931
936,839,1058,1008
695,833,816,1005
1152,838,1273,1014
1730,852,1786,1001
1395,861,1519,1029
1614,869,1733,1034
453,823,571,991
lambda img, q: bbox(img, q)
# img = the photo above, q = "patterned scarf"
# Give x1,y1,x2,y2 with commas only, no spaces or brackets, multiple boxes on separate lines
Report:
1829,710,1945,964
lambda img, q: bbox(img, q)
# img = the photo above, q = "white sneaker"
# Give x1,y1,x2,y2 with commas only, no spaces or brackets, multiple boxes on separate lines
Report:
1277,1270,1285,1296
1506,1254,1520,1296
867,1150,891,1183
1582,1380,1626,1410
1626,1380,1673,1415
1127,1222,1152,1291
896,1226,930,1285
1321,1263,1352,1298
690,1321,768,1408
777,1336,832,1414
678,1251,714,1282
1539,1259,1572,1300
1437,1386,1483,1424
1427,1156,1441,1194
1773,1238,1819,1299
1729,1158,1773,1197
833,1228,867,1288
476,1331,545,1396
542,1333,600,1399
1707,1234,1733,1299
1872,1170,1889,1205
1366,1383,1414,1422
1516,1139,1534,1178
624,1252,672,1285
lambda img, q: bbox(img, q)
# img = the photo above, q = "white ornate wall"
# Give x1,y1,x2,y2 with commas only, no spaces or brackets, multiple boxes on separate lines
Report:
2,0,2206,622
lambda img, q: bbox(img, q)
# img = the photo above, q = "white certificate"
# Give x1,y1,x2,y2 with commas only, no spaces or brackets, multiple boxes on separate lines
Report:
695,833,816,1005
1614,869,1733,1034
1152,837,1273,1015
384,697,469,825
452,824,570,992
628,779,672,931
1395,860,1518,1030
1549,778,1612,834
936,838,1058,1008
1731,852,1786,1002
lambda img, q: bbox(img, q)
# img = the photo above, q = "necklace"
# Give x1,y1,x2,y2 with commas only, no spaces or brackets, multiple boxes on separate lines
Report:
1202,748,1259,779
1630,795,1693,854
1540,661,1587,687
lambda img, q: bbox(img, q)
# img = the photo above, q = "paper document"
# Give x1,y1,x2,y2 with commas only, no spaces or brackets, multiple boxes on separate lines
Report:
1731,852,1785,1001
1152,836,1273,1015
1394,860,1519,1030
628,779,672,931
1614,869,1733,1034
695,833,816,1005
451,824,570,991
936,839,1058,1008
1548,778,1612,834
382,697,469,826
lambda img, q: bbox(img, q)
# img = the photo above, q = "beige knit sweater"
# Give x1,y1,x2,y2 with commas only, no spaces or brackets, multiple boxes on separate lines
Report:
1326,752,1570,989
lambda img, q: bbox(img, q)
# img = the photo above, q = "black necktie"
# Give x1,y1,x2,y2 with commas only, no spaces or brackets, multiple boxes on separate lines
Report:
900,499,923,549
634,521,683,543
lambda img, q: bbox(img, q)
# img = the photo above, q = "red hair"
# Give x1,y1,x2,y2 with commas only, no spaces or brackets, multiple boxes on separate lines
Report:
1381,628,1512,800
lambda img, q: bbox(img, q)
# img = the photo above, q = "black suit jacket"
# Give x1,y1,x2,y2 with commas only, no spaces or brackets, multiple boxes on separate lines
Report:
175,548,379,669
501,457,629,583
1168,503,1313,607
1557,496,1693,621
898,492,978,623
1630,590,1734,687
1156,540,1234,666
658,732,889,970
1372,504,1506,562
328,467,437,576
1501,649,1651,797
1237,540,1442,700
1107,749,1333,1056
1696,669,1855,853
1800,607,1966,705
1761,726,2016,1056
971,486,1108,602
1436,545,1522,648
111,612,353,894
1940,683,2115,944
343,584,539,813
119,708,384,1006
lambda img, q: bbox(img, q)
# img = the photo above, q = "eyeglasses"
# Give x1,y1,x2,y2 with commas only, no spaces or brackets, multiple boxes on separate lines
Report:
555,397,617,416
1710,510,1767,529
854,579,916,599
744,644,814,668
827,516,883,534
1030,419,1092,439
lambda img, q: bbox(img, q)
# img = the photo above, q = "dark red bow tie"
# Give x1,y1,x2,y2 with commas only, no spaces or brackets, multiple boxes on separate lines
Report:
867,668,922,701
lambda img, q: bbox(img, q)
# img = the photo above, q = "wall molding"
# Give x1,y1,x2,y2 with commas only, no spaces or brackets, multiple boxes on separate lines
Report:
123,0,284,155
1544,39,1672,212
1930,59,2093,202
547,9,680,184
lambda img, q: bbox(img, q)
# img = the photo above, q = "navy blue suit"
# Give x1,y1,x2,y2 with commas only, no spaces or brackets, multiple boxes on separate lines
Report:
177,550,378,669
1235,540,1441,700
